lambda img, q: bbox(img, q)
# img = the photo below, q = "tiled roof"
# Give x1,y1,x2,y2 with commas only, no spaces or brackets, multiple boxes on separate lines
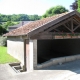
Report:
4,11,74,36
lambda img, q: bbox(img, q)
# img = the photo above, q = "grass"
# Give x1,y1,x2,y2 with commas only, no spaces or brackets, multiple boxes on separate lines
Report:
0,46,19,64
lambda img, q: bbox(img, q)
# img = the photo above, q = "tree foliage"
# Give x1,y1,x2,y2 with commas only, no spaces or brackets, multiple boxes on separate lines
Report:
42,5,68,18
0,14,41,22
70,0,78,10
0,21,17,35
0,24,7,35
70,0,80,12
77,0,80,12
2,21,17,30
0,14,41,35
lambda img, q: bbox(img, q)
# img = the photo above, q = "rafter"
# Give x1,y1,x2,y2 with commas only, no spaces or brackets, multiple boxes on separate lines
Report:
43,18,73,33
73,18,79,24
73,17,80,23
39,16,80,35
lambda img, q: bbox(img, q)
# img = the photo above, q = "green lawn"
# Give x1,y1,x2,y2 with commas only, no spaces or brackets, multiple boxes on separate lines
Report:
0,46,19,64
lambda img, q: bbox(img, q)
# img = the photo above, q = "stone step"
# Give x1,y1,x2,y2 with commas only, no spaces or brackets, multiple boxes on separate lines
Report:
9,62,25,73
19,69,25,72
12,66,21,73
9,62,20,67
12,65,21,70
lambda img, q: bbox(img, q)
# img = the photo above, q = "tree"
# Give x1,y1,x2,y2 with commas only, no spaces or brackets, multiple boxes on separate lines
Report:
29,15,41,21
0,25,7,35
3,21,15,30
77,0,80,12
70,0,78,10
70,0,80,12
0,14,41,22
42,5,68,18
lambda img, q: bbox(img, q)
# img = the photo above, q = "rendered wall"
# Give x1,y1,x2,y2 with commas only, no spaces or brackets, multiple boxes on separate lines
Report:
7,37,24,65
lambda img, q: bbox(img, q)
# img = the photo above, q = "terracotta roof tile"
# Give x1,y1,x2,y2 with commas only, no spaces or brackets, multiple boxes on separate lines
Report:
4,12,71,36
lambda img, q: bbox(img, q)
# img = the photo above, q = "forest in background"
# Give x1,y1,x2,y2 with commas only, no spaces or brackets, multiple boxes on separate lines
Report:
0,14,41,22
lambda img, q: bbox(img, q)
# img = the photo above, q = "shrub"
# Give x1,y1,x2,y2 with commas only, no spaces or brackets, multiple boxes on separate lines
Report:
0,36,7,46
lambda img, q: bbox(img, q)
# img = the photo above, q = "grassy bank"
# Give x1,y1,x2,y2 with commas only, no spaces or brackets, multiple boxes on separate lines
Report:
0,46,19,64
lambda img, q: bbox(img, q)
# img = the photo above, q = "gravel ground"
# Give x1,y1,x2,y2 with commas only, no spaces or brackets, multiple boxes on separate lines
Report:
1,60,80,80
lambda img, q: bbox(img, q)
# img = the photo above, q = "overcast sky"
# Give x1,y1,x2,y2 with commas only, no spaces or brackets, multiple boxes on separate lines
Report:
0,0,74,15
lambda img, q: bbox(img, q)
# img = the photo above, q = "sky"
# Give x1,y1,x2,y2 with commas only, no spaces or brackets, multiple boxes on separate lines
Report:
0,0,75,15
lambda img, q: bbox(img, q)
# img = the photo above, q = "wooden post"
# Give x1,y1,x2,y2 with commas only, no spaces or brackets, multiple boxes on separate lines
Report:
71,19,73,32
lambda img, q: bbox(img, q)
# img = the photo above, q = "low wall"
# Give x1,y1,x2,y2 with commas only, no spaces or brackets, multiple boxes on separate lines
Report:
7,37,24,66
37,54,80,69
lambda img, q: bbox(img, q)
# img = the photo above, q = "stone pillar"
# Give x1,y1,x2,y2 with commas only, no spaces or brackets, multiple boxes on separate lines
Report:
27,39,37,72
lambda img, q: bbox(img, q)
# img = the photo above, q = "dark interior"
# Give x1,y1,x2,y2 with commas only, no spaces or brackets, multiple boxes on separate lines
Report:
37,39,80,64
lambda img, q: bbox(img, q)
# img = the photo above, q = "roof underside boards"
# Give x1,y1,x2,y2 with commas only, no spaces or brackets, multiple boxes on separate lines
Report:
3,11,80,37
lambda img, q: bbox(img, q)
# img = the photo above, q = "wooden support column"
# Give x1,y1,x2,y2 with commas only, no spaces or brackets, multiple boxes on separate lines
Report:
23,39,27,71
71,19,73,32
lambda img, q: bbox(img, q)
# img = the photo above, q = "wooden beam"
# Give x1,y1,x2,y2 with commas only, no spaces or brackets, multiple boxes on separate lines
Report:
31,32,80,39
73,23,80,31
40,32,72,35
43,18,73,33
73,17,80,23
71,19,73,32
75,11,80,18
31,33,53,39
63,24,72,32
66,22,70,27
73,18,79,24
